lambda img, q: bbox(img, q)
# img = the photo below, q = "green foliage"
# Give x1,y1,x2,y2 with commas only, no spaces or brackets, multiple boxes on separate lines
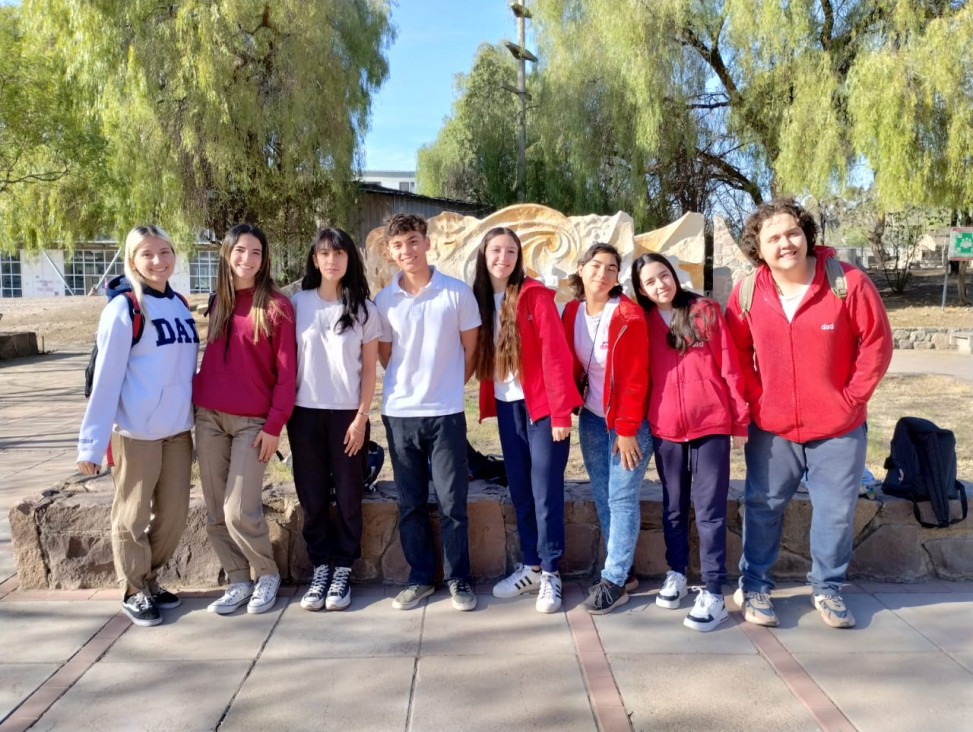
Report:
2,0,393,268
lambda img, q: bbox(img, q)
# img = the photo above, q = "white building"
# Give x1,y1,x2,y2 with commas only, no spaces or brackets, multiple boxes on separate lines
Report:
360,170,417,193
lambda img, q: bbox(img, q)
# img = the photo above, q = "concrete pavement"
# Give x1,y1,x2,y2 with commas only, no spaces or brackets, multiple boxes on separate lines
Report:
1,348,972,731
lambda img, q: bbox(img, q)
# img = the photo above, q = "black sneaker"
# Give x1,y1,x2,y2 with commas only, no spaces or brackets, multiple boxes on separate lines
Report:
326,566,352,611
584,579,629,615
122,591,162,627
150,587,181,610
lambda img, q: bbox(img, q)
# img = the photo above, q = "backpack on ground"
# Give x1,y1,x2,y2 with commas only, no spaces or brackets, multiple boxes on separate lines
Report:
737,256,847,315
83,276,188,397
882,416,968,528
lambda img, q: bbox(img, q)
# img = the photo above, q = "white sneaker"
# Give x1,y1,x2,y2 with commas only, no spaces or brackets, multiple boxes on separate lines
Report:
536,572,562,614
492,564,543,598
301,565,330,611
247,573,281,614
656,570,688,609
207,581,254,615
683,588,729,632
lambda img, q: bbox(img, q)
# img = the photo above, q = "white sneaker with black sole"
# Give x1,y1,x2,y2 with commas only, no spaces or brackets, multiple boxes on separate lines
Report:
122,591,162,627
656,570,688,609
326,566,352,611
248,573,281,614
683,588,729,632
207,581,254,615
301,565,330,611
492,564,542,598
536,572,562,614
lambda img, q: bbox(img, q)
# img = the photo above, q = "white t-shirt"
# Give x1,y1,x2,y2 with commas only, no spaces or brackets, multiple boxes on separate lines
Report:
573,298,618,417
778,259,816,322
291,289,382,410
493,292,525,402
375,267,481,417
659,308,674,327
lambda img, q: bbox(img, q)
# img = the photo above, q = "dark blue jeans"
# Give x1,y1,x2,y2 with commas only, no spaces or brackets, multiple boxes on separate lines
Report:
382,413,471,585
495,399,569,573
653,434,730,593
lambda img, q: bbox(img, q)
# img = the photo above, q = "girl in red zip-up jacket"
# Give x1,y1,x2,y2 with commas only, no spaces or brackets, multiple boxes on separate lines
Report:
633,252,749,632
474,227,582,614
562,242,652,615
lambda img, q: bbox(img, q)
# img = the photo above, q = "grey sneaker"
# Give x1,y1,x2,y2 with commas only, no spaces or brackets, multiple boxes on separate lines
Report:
392,583,435,610
301,565,330,611
247,573,281,614
326,566,352,611
148,585,181,610
812,593,856,628
656,570,688,609
448,579,477,611
207,581,254,615
585,578,629,615
733,587,779,627
122,591,162,627
492,564,542,598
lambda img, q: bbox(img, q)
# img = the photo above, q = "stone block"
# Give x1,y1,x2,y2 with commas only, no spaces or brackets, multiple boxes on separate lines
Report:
632,529,667,578
158,502,223,588
0,331,39,360
468,498,505,579
8,500,48,589
915,341,934,350
897,340,914,350
849,523,930,581
931,332,952,349
561,523,599,576
924,537,973,579
358,501,397,582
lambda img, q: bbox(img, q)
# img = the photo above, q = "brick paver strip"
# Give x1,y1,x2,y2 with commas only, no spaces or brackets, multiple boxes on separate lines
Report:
565,586,634,732
736,619,858,732
0,575,20,600
0,613,131,731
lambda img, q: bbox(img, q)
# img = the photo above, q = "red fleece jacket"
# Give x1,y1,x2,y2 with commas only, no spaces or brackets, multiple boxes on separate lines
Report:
644,297,749,442
479,278,582,428
724,249,892,443
562,295,649,437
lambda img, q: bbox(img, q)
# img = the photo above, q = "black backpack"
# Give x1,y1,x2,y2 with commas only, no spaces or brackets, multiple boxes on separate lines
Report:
882,417,968,528
84,276,188,397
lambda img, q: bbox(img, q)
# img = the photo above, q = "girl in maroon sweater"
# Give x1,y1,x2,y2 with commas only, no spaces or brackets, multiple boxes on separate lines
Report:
473,227,581,614
633,252,748,632
194,223,296,617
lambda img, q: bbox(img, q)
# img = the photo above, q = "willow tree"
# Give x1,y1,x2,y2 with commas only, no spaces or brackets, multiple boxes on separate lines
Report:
530,0,973,220
9,0,393,267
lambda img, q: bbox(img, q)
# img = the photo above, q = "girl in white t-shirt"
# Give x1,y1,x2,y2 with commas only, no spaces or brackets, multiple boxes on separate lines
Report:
288,227,381,612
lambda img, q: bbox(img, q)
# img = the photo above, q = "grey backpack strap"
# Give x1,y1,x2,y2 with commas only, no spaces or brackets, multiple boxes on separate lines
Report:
738,270,757,315
824,257,848,299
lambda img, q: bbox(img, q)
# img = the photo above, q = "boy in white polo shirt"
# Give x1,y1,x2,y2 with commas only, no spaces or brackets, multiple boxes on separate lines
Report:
375,213,481,611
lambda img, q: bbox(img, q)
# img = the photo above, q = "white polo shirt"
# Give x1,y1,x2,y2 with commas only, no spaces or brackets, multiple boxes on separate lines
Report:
375,266,481,417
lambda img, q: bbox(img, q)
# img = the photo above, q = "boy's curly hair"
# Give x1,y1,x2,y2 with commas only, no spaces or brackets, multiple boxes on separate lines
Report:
740,197,818,266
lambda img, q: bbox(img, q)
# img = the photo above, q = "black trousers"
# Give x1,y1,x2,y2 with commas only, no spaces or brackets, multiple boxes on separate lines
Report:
288,406,368,567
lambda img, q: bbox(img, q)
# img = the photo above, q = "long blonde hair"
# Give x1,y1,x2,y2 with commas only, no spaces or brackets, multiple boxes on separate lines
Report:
123,225,176,317
208,223,283,344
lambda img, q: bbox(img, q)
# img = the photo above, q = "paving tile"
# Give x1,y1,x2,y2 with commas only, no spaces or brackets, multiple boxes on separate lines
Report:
259,588,421,660
26,660,251,732
101,598,283,662
420,591,576,656
610,653,820,732
796,652,973,732
873,592,973,653
0,663,59,721
769,592,938,654
0,602,119,664
411,655,595,731
952,652,973,674
220,657,414,732
592,594,758,655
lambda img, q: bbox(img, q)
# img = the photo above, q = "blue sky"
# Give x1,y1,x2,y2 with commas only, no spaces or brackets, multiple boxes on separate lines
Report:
363,0,532,172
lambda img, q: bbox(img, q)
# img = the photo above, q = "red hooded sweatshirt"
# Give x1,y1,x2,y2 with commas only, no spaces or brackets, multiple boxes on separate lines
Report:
479,278,582,429
724,248,892,443
562,295,649,437
644,296,750,442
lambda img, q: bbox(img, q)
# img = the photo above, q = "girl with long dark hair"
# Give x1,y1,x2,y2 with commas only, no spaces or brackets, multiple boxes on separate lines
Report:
473,227,581,613
288,227,380,612
194,223,296,616
632,252,748,631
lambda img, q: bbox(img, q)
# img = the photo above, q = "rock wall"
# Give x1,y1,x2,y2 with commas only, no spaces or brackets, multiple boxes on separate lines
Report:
9,481,971,590
891,327,964,350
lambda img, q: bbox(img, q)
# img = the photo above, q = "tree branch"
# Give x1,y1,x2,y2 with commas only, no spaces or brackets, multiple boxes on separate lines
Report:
696,148,762,206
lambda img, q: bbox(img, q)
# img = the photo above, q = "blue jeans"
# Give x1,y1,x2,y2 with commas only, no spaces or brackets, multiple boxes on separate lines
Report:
383,413,471,585
495,399,569,573
578,409,652,586
740,423,866,595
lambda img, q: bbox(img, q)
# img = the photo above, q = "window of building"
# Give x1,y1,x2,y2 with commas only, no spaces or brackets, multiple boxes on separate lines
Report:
190,250,219,294
398,181,416,193
0,252,22,298
64,248,125,296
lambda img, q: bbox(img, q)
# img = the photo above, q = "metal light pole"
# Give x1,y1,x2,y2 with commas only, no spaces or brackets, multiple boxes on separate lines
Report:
502,1,536,203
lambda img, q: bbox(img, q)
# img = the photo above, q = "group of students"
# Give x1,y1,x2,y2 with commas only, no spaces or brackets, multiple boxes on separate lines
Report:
77,196,893,633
